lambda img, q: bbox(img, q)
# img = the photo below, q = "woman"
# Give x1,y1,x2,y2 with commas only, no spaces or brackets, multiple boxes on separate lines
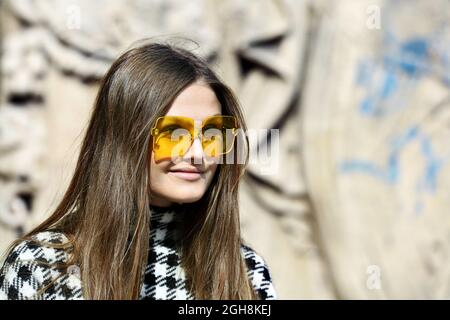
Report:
0,41,277,300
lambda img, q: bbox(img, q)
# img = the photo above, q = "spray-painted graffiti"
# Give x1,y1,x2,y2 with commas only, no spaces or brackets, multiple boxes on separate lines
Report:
356,33,450,118
340,125,450,214
345,9,450,215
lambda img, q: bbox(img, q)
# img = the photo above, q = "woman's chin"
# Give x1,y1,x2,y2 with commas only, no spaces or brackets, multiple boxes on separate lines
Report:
161,186,205,203
169,193,204,204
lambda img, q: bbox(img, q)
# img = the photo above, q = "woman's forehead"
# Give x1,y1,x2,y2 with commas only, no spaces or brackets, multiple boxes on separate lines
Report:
166,83,222,119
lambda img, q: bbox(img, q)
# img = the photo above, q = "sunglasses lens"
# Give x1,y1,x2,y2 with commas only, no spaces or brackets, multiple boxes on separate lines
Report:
152,116,193,161
202,116,237,157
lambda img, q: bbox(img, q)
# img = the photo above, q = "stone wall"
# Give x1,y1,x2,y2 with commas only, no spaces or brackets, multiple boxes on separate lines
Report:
1,0,450,299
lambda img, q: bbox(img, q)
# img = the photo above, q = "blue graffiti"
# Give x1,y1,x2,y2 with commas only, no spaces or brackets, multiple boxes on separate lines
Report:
355,31,450,118
339,125,450,215
356,60,404,118
384,37,431,77
346,3,450,215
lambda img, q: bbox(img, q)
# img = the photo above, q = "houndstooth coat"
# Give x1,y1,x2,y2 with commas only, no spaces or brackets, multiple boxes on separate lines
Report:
0,205,278,300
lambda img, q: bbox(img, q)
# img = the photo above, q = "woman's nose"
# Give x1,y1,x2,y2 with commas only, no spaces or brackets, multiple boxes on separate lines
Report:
183,135,204,164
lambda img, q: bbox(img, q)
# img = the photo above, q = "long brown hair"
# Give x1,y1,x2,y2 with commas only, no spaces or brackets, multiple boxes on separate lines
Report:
7,40,257,299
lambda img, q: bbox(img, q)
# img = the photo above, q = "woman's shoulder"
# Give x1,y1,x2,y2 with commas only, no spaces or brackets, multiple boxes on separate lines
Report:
240,243,278,300
5,231,69,264
2,230,70,264
0,230,82,300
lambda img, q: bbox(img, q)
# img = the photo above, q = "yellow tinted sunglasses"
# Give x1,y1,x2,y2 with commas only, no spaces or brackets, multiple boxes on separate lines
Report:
150,115,238,161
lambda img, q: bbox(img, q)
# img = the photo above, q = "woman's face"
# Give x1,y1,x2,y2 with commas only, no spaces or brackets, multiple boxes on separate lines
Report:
149,81,221,206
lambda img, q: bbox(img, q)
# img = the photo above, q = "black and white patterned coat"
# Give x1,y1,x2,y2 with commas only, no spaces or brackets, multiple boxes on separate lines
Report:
0,206,278,300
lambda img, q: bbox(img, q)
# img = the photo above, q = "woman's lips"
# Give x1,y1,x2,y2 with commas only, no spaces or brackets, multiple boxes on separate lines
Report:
168,170,203,181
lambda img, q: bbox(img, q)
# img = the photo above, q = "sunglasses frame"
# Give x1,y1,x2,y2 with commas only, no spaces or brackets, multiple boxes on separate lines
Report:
150,115,239,159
